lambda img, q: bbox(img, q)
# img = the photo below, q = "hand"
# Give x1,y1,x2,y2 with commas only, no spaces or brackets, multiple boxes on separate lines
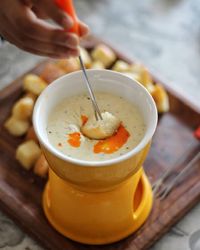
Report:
0,0,89,58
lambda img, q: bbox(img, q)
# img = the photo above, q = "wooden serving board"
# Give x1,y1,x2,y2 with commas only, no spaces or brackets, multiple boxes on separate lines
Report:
0,36,200,250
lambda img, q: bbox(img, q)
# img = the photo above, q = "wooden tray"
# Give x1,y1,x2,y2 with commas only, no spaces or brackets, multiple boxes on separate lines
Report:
0,36,199,250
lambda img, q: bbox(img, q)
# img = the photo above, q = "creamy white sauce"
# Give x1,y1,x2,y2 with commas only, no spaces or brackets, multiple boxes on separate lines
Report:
47,92,145,161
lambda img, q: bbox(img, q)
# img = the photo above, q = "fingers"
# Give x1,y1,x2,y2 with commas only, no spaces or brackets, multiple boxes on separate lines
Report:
23,46,79,58
21,37,80,58
30,0,89,37
21,1,89,42
20,0,33,7
78,21,89,37
9,6,80,55
31,6,49,19
0,0,89,58
17,12,79,48
32,0,73,30
1,15,79,58
2,26,78,58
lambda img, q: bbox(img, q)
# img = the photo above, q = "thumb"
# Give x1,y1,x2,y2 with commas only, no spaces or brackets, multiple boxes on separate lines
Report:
78,21,89,37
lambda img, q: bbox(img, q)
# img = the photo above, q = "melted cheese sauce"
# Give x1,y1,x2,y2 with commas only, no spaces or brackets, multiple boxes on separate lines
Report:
47,92,145,161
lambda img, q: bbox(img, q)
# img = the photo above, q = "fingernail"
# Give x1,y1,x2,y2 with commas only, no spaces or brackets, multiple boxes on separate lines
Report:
61,51,79,58
67,35,79,47
84,24,89,31
62,16,73,29
71,52,79,58
58,54,69,59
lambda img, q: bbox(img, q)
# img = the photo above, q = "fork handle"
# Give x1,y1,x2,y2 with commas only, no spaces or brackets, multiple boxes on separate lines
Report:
161,151,200,199
153,141,198,189
55,0,79,35
169,152,200,185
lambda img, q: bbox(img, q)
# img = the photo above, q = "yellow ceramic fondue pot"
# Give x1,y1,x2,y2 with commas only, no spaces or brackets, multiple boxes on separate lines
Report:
33,70,157,244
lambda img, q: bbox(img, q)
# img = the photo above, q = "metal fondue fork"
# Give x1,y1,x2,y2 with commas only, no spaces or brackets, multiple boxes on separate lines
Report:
153,152,200,200
56,0,102,121
157,152,200,200
78,55,102,120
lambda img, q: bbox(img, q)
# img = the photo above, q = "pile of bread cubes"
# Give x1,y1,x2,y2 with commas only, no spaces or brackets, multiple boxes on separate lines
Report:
4,44,169,178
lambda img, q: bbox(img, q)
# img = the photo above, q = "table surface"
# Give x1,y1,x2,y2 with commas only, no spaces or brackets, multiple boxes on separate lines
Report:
0,0,200,249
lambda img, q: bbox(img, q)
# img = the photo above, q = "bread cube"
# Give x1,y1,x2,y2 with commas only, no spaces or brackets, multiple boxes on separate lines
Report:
90,61,105,69
12,96,34,120
145,83,155,94
112,60,130,72
40,63,65,84
137,67,155,93
129,63,144,74
4,116,29,136
139,67,153,85
151,84,170,113
23,74,47,95
80,48,92,68
91,44,116,68
122,72,140,82
34,154,49,178
26,126,38,142
81,112,120,140
23,92,37,102
16,140,41,170
56,58,80,73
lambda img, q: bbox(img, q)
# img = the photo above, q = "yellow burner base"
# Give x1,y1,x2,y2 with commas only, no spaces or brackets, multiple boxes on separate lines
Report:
43,168,153,245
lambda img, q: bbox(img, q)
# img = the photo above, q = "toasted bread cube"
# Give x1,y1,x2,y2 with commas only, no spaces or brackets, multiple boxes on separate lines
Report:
129,63,144,74
12,96,34,120
23,92,37,102
151,84,170,113
91,44,116,68
112,60,130,72
145,83,155,94
81,112,120,140
4,116,29,136
139,67,153,85
56,58,80,73
16,140,41,170
137,67,155,93
34,154,49,178
80,48,92,68
90,61,105,69
23,74,47,96
40,63,65,84
26,126,38,142
122,72,140,82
